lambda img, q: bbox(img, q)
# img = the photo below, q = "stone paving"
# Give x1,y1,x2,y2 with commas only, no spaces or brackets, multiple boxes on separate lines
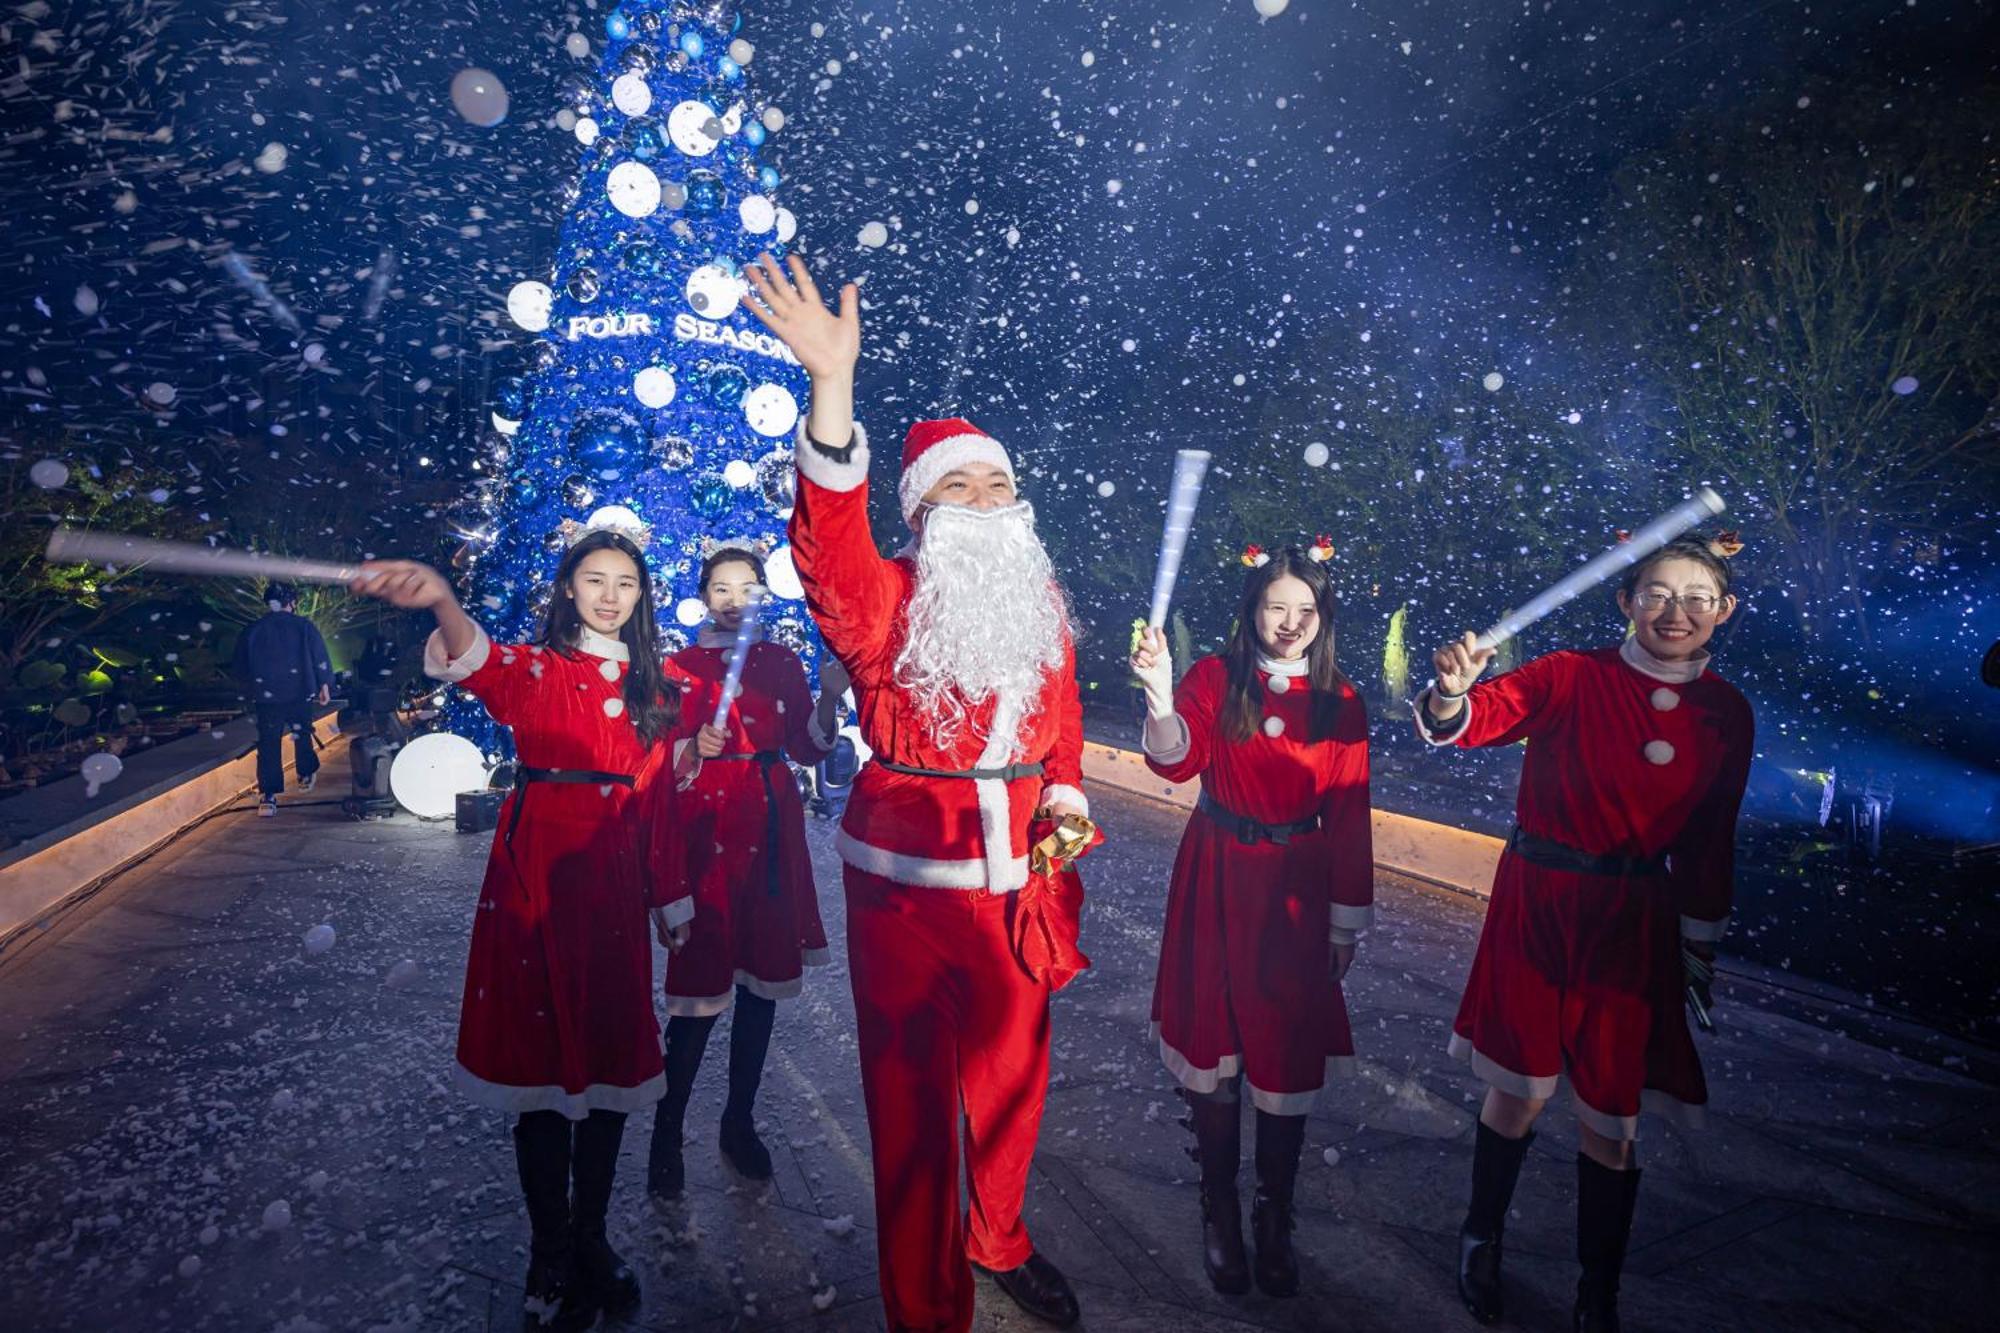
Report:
1,771,1995,1332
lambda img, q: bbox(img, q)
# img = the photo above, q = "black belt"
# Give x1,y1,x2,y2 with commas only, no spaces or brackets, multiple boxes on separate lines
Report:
873,757,1046,782
1506,826,1667,879
711,750,785,898
1197,791,1322,847
505,766,636,852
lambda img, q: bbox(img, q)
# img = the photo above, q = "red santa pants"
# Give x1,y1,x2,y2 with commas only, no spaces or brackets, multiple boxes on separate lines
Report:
844,867,1051,1333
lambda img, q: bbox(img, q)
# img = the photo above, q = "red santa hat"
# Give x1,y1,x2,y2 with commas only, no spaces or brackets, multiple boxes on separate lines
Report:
898,417,1016,527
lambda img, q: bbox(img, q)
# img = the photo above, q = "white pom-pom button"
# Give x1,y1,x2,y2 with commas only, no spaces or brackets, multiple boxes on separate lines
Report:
599,659,621,682
603,697,626,718
1650,688,1680,711
1262,716,1286,738
1266,674,1291,694
1642,740,1675,765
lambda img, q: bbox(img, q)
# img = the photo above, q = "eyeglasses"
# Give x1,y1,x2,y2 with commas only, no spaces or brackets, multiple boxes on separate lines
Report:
1632,592,1724,614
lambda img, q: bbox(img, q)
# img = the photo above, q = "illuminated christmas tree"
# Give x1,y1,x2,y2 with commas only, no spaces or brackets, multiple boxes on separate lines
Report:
459,0,814,749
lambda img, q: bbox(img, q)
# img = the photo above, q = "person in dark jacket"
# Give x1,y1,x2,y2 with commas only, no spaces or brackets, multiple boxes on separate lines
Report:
232,582,334,815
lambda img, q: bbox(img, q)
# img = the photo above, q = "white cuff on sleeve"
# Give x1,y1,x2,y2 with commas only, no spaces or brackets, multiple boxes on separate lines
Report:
794,418,871,493
1330,902,1375,935
1142,712,1190,764
1041,783,1089,819
1680,913,1730,943
1411,687,1472,747
656,896,695,930
671,737,702,790
423,623,491,683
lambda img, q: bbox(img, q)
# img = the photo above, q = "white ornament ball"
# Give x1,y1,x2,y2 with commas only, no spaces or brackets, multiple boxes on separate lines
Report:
1303,441,1330,467
1482,372,1505,392
145,381,177,406
675,597,707,628
506,280,554,332
774,207,798,243
723,459,757,488
764,546,804,601
260,1200,292,1232
729,38,755,65
491,410,521,437
565,32,591,59
585,503,644,534
668,100,724,156
857,221,889,249
610,73,652,118
761,106,785,133
302,923,337,955
1254,0,1291,16
30,459,70,489
449,68,509,127
684,262,744,318
606,161,662,217
742,383,801,439
738,194,777,234
632,366,677,408
574,116,600,146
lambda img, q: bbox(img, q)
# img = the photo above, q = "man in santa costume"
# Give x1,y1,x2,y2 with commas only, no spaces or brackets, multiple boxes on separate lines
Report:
745,253,1090,1332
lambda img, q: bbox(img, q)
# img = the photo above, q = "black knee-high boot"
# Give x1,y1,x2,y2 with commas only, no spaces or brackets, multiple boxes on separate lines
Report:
1458,1121,1536,1325
1186,1091,1250,1295
571,1109,641,1312
1574,1153,1642,1333
513,1111,589,1331
648,1013,717,1199
1251,1110,1306,1298
719,986,776,1181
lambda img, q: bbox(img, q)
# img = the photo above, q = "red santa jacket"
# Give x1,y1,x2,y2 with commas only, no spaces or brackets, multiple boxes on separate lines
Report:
1416,639,1754,941
787,421,1087,892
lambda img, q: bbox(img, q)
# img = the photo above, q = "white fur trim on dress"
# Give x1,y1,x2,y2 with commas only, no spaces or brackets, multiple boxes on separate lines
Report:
897,433,1016,526
1412,687,1473,747
1446,1031,1562,1102
802,946,832,967
671,737,702,790
1141,713,1190,765
1680,913,1730,943
1154,1023,1350,1114
656,895,695,930
1040,783,1089,819
452,1063,666,1120
835,828,1029,891
1329,925,1358,947
794,418,871,493
665,969,809,1017
424,623,492,682
1573,1088,1707,1142
1330,902,1374,933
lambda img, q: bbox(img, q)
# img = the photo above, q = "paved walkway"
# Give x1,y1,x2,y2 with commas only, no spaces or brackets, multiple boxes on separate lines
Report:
0,773,1994,1332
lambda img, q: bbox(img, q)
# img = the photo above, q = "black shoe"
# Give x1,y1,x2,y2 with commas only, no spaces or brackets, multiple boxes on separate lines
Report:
1201,1182,1251,1296
1574,1276,1621,1333
650,1012,718,1201
1458,1227,1504,1325
1250,1188,1300,1298
574,1234,641,1314
718,1114,774,1181
980,1251,1081,1328
1186,1092,1250,1295
522,1247,593,1332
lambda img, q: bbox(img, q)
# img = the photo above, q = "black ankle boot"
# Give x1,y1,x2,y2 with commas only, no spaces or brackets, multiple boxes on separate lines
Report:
649,1014,717,1199
571,1110,641,1312
719,988,776,1181
1574,1153,1642,1333
1250,1110,1305,1297
1458,1121,1534,1325
512,1112,591,1332
1186,1092,1250,1295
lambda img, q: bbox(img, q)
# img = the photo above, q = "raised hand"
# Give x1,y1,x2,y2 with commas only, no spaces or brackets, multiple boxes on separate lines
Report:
1129,624,1175,717
743,253,859,382
1432,630,1496,698
351,560,453,611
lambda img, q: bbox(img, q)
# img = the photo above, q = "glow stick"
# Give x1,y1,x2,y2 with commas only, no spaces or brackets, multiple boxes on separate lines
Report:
1147,449,1212,629
46,528,364,584
710,588,767,730
1474,488,1726,651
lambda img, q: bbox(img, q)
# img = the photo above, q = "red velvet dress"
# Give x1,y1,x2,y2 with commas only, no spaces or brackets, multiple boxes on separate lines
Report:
425,624,692,1119
1145,653,1374,1114
659,630,834,1016
1418,639,1753,1139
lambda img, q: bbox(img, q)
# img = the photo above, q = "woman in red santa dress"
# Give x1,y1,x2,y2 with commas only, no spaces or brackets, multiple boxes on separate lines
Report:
646,540,849,1198
1415,533,1754,1333
1129,540,1372,1301
351,527,694,1332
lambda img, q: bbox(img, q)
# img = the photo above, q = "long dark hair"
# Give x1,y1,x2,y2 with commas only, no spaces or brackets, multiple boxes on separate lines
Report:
1219,547,1352,745
535,531,678,747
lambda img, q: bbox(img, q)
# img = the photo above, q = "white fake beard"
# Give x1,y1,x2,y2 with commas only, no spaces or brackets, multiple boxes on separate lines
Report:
896,500,1070,757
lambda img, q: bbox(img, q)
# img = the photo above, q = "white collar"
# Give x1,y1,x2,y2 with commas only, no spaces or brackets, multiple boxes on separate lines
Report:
1619,635,1706,684
1256,653,1310,678
696,622,763,651
576,626,630,662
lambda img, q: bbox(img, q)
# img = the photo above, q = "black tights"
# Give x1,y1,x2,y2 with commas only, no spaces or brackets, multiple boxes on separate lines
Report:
655,985,777,1140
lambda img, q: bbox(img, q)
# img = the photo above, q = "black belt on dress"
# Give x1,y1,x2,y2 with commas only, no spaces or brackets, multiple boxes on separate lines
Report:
1196,790,1322,847
710,750,785,898
872,757,1046,782
1505,826,1667,879
505,766,636,852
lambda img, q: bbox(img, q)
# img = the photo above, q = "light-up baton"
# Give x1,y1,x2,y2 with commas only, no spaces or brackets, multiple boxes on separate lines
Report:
45,528,367,584
710,588,768,730
1147,449,1212,629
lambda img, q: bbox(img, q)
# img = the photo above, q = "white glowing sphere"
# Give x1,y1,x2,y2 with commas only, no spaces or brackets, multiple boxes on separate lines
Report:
742,383,800,438
764,546,804,601
684,262,743,318
506,280,553,332
722,459,757,488
388,733,489,821
30,458,69,489
255,142,288,174
675,597,707,628
738,194,776,233
606,161,662,217
1303,441,1330,467
610,73,652,118
565,32,591,58
145,381,177,406
1253,0,1291,17
449,67,509,127
585,504,644,535
760,106,785,133
1483,371,1505,392
574,116,600,146
668,100,723,156
632,366,677,408
728,38,754,65
774,207,798,243
858,221,889,249
303,923,336,954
